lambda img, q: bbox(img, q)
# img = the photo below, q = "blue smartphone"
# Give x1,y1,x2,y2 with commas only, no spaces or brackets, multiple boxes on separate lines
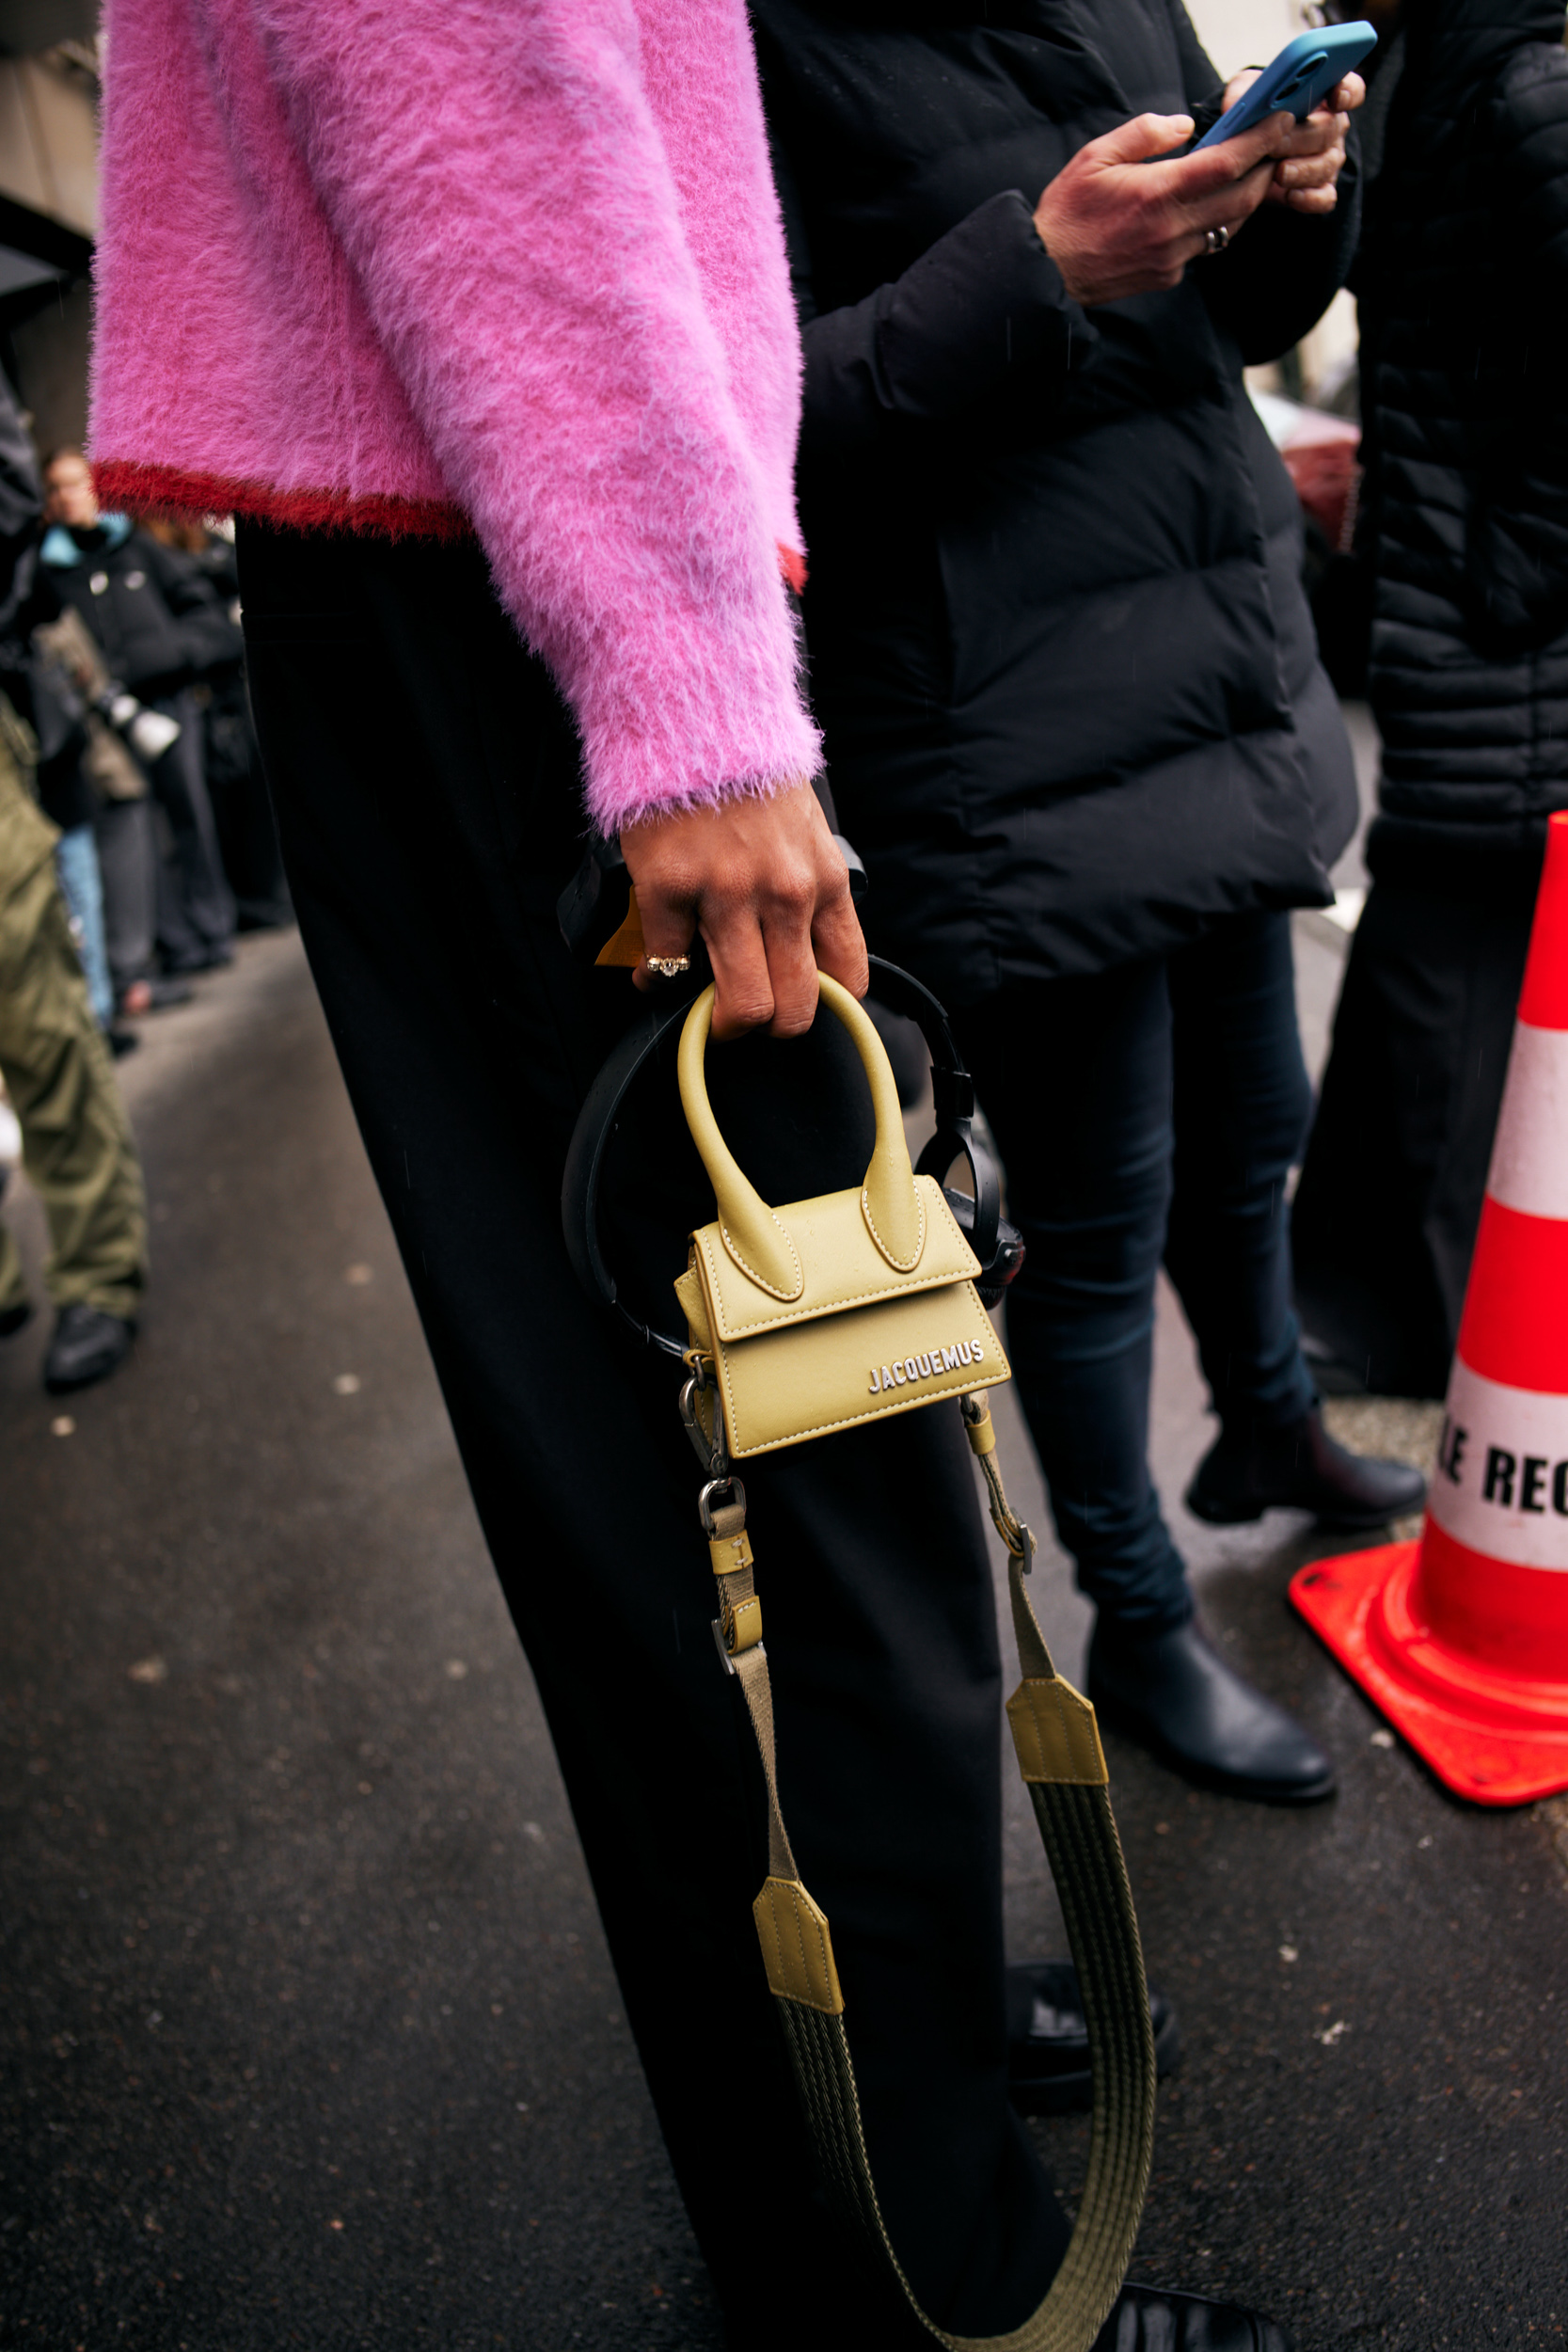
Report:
1192,21,1376,151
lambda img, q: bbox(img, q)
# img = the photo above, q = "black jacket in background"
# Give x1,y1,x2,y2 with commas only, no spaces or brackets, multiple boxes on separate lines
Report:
1357,0,1568,896
755,0,1362,1002
38,524,242,704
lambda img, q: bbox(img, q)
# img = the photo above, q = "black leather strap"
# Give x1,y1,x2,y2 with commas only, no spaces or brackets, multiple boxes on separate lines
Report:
862,961,1000,1272
560,958,1006,1355
560,978,703,1361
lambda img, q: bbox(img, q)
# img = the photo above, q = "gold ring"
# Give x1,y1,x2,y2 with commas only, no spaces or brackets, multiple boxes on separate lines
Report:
644,954,692,978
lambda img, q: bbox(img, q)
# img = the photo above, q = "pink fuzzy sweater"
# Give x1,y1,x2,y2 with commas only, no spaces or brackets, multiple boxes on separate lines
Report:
89,0,819,829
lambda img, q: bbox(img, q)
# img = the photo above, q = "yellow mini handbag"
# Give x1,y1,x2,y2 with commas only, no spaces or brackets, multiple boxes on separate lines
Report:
672,972,1009,1458
563,963,1155,2352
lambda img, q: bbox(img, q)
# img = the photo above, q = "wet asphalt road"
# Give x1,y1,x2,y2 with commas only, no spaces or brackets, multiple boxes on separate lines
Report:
3,929,1566,2352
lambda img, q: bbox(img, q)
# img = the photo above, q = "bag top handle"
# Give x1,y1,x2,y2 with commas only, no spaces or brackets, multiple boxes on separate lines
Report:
561,957,1002,1359
676,973,925,1301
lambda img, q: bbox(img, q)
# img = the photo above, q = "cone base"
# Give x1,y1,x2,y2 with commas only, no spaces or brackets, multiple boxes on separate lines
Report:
1291,1541,1568,1807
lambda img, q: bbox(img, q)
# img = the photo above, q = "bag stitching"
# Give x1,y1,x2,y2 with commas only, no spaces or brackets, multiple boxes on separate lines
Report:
860,1181,926,1273
716,1210,803,1303
699,1182,972,1339
716,1287,1006,1454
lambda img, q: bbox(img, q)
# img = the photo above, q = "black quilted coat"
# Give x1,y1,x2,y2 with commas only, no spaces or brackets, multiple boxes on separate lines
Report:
1358,0,1568,894
753,0,1362,1004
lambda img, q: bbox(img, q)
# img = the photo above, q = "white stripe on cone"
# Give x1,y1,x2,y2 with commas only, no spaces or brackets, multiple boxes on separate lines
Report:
1487,1023,1568,1224
1429,1356,1568,1570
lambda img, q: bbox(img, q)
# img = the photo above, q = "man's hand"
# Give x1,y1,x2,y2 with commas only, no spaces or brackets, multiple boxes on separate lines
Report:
1033,108,1294,305
1225,71,1364,214
1029,106,1288,303
621,782,868,1041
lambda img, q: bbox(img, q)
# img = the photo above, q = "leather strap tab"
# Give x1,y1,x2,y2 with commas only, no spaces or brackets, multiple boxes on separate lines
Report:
1006,1676,1109,1787
708,1524,754,1578
752,1875,845,2014
965,1408,998,1458
727,1594,764,1654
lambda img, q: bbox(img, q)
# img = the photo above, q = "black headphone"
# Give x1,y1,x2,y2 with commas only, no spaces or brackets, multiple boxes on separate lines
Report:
561,956,1023,1362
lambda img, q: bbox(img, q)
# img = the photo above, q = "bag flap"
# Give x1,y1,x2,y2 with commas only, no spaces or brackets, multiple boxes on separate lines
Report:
707,1276,1007,1457
688,1172,978,1345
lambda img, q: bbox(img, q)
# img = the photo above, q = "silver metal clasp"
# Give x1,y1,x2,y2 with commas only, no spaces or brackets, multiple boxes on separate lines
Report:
698,1473,747,1539
679,1365,728,1484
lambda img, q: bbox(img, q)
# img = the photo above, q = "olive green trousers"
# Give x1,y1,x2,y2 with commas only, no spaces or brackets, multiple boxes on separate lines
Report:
0,749,147,1323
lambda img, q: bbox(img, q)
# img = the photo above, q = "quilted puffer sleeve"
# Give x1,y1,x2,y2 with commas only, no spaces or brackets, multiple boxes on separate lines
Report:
1465,43,1568,652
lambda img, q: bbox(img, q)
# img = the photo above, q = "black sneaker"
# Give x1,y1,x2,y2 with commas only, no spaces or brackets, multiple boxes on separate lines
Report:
43,1302,136,1394
1095,2282,1294,2349
1007,1960,1180,2114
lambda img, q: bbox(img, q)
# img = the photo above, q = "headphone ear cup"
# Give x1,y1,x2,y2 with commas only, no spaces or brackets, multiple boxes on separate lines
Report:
942,1190,1025,1308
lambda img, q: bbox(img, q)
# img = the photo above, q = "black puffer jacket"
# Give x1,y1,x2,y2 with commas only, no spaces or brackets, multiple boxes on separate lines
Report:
38,519,241,702
1358,0,1568,895
754,0,1361,1003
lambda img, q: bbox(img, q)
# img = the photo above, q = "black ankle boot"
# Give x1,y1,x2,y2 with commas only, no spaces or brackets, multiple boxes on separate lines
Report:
1095,2282,1294,2349
1185,1406,1427,1532
1087,1616,1335,1804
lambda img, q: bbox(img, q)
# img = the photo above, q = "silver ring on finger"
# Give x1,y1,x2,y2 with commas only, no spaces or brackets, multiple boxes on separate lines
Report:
1203,223,1231,256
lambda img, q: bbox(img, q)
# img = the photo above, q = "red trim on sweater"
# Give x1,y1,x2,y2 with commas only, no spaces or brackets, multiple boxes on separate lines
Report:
93,459,811,593
91,460,471,542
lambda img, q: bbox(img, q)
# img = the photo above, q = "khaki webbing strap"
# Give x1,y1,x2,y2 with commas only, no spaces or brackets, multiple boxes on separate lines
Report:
716,1393,1155,2351
732,1641,799,1887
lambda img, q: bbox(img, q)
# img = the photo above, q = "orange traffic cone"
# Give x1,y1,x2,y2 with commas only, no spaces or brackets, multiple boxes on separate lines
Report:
1291,810,1568,1805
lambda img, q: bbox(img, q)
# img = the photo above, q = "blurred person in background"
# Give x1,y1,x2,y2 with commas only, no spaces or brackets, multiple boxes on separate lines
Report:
0,388,124,1050
0,379,147,1393
140,516,293,935
27,649,116,1039
40,451,241,989
1292,0,1568,1398
24,599,181,1034
756,0,1426,1810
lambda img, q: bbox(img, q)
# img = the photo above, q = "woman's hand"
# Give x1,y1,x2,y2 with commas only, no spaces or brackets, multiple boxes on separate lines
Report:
1032,108,1295,306
621,781,868,1041
1221,69,1365,214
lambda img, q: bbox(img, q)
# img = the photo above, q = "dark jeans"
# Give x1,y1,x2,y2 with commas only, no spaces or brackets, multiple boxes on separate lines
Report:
93,792,157,1000
959,915,1317,1632
150,689,236,968
235,519,1069,2350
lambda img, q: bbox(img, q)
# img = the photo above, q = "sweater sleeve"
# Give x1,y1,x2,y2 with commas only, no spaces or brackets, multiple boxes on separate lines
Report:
224,0,817,833
783,177,1098,463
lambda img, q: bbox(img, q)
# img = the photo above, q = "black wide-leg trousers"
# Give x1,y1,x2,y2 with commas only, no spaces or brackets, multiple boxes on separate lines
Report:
235,520,1069,2348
